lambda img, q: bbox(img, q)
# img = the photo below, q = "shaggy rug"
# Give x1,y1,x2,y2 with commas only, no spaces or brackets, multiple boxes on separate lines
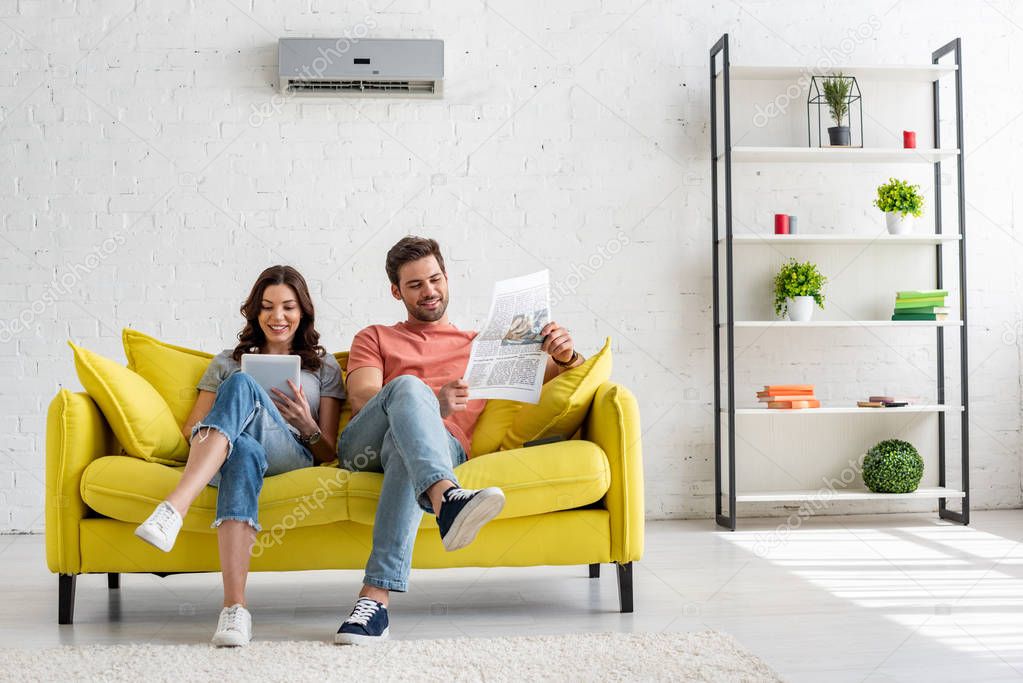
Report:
1,631,782,682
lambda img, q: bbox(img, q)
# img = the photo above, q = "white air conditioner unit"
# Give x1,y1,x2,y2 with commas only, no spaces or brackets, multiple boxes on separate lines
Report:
278,38,444,99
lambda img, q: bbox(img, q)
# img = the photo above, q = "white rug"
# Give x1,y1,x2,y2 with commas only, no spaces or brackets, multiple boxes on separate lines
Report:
1,631,781,682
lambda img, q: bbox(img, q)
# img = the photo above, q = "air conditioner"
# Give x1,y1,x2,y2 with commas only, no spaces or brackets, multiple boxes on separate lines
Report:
278,38,444,99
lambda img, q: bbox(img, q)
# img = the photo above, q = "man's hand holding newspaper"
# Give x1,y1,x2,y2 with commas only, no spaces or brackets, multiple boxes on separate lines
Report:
463,270,562,404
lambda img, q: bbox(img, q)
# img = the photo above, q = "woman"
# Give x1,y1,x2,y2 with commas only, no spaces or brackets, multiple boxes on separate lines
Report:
134,265,343,647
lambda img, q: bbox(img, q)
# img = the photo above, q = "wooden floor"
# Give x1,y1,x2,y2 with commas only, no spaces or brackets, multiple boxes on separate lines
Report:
2,510,1022,682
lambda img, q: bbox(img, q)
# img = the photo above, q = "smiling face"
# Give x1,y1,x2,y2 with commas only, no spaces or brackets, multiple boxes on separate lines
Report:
258,283,302,349
392,255,449,323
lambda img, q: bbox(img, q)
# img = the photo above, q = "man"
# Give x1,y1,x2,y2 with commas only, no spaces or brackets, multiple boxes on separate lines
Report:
334,236,583,644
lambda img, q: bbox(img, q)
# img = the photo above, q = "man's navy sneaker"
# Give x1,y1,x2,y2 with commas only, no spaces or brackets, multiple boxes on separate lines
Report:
335,597,389,645
436,486,506,551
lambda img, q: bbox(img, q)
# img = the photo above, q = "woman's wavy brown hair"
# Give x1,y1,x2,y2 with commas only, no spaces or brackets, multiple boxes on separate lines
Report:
232,265,325,372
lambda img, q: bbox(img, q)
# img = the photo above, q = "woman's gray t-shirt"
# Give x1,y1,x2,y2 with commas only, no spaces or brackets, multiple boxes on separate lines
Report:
197,350,345,422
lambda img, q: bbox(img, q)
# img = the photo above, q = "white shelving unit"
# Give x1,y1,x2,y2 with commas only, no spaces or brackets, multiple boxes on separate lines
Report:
728,320,962,328
721,64,957,83
729,146,958,164
727,234,961,245
736,487,966,503
731,405,963,416
709,34,970,528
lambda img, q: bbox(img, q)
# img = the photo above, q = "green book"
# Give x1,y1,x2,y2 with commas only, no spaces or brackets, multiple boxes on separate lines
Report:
896,289,948,299
892,313,947,321
893,306,951,315
894,297,946,309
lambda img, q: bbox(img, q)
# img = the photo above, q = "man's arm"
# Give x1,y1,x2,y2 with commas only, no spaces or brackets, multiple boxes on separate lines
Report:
346,366,384,416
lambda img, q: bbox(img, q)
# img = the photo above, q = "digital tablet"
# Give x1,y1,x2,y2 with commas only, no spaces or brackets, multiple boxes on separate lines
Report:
240,354,301,399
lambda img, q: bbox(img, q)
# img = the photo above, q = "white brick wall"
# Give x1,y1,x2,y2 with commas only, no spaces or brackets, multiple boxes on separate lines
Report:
1,0,1021,531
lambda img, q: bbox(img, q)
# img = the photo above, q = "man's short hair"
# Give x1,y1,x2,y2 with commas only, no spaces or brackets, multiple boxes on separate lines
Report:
385,236,446,287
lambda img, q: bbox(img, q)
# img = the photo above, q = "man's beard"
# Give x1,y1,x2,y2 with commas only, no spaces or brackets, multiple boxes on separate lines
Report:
410,295,448,322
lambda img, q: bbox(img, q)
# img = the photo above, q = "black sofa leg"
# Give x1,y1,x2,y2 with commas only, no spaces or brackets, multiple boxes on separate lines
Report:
59,574,77,625
616,562,633,613
107,573,120,589
588,563,600,578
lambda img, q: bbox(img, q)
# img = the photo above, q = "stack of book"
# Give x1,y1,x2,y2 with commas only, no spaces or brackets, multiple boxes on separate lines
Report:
892,289,950,321
857,395,910,408
757,384,820,409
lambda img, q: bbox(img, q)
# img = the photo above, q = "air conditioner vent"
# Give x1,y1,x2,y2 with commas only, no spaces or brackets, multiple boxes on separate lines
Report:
284,78,438,96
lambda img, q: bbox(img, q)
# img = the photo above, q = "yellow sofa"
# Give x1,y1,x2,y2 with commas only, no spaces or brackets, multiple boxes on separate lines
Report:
46,357,644,624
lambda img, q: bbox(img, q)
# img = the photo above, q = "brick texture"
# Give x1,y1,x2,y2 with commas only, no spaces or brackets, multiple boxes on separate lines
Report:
0,1,1020,531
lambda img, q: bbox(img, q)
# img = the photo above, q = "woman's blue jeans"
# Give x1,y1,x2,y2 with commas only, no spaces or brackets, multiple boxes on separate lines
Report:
337,375,466,592
191,372,313,531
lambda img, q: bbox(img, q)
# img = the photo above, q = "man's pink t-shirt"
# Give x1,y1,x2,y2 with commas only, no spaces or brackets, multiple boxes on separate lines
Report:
346,320,486,456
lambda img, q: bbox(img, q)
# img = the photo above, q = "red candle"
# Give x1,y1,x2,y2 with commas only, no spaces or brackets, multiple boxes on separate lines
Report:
903,131,917,148
774,213,790,234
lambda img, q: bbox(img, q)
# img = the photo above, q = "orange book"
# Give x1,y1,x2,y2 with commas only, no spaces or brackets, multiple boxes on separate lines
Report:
763,384,814,392
758,389,814,397
768,399,821,409
759,394,817,402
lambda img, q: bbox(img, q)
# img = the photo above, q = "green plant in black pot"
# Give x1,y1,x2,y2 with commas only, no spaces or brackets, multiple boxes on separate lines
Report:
822,73,852,146
862,439,924,493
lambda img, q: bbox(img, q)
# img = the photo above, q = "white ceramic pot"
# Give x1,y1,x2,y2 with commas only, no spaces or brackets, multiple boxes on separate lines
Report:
787,296,815,322
885,211,915,235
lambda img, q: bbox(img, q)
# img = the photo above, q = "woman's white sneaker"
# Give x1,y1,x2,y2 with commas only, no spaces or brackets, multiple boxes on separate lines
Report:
133,501,183,552
212,604,252,647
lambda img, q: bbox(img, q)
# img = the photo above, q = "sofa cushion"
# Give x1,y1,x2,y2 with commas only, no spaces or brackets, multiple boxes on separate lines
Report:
500,338,613,451
69,342,188,465
347,439,611,528
123,328,215,428
81,456,350,533
470,399,524,457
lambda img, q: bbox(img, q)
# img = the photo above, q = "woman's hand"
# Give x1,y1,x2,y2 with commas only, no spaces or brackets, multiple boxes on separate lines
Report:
271,380,318,436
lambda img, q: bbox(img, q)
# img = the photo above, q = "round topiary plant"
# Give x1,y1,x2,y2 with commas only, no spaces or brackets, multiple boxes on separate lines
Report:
862,439,924,493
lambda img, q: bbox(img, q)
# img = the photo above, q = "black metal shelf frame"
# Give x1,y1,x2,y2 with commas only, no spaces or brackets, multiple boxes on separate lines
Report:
709,34,970,531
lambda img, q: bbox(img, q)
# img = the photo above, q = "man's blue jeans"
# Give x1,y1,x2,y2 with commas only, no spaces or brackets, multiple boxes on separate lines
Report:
191,372,314,531
337,375,466,592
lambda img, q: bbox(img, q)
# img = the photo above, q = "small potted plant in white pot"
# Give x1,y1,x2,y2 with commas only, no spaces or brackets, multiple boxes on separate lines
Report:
774,258,827,322
874,177,924,235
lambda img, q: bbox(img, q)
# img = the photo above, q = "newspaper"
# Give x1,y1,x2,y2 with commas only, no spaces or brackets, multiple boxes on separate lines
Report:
463,270,550,403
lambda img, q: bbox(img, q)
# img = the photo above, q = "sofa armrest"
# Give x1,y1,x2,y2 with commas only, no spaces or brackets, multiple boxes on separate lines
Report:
46,390,112,574
583,382,644,563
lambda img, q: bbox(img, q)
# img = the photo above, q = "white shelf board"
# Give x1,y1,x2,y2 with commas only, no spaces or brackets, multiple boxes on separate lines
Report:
726,320,962,328
729,147,959,164
723,234,962,245
719,64,957,82
736,487,966,503
729,405,963,415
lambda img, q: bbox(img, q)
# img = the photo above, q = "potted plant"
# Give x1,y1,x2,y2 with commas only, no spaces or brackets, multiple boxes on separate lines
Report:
862,439,924,493
774,258,827,322
874,177,924,234
822,74,852,146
